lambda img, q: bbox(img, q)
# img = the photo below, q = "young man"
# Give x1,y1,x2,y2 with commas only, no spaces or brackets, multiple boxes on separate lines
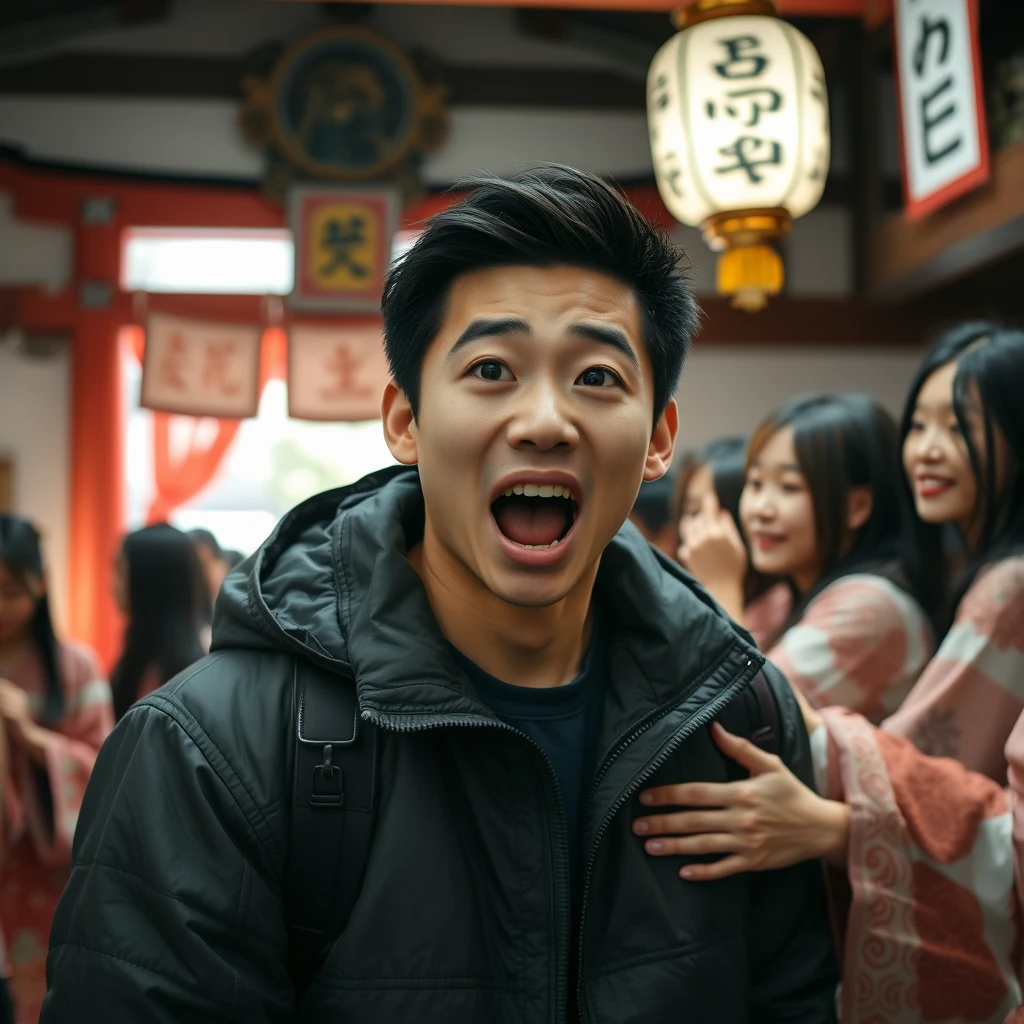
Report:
43,166,836,1022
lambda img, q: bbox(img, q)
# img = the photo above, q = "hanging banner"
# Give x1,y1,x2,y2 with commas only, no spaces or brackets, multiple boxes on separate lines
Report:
288,185,399,312
287,324,391,422
140,313,263,418
894,0,989,221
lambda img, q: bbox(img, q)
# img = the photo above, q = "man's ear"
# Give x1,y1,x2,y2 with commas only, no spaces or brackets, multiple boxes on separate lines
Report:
846,485,873,532
381,381,419,466
643,398,679,482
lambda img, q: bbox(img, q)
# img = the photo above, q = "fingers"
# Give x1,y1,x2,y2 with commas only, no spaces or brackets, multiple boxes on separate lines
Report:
680,855,749,882
633,809,730,837
642,833,742,857
639,780,744,808
710,722,782,777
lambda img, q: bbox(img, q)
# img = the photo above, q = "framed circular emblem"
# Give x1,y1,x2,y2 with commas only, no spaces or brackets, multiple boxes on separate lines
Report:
266,27,434,181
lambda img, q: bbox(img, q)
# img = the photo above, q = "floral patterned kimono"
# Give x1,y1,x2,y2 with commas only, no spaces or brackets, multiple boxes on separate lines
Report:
883,557,1024,783
804,558,1024,1023
0,642,113,1024
767,573,934,723
815,707,1020,1024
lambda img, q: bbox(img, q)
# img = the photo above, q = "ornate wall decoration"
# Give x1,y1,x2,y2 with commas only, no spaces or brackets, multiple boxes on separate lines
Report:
240,26,448,201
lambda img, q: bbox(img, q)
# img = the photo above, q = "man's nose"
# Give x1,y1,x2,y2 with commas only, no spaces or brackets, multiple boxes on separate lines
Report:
506,380,579,451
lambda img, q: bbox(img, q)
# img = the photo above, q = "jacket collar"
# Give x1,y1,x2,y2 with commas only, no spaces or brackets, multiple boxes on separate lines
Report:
332,471,760,731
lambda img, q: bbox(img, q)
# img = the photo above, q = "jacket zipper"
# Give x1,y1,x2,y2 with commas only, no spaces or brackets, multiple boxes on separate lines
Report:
574,656,761,1023
362,710,572,1024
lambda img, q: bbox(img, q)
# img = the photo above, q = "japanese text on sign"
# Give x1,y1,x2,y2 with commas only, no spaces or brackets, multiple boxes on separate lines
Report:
141,314,262,419
894,0,988,217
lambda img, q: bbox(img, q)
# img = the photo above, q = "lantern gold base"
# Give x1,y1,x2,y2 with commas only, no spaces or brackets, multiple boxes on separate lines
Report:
717,246,783,313
671,0,777,29
701,209,790,313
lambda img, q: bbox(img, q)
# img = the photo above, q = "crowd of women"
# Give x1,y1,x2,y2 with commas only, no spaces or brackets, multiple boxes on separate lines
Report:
631,319,1024,1024
0,522,236,1022
0,316,1022,1022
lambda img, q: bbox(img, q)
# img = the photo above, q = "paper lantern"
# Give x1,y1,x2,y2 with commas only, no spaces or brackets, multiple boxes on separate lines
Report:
648,0,830,311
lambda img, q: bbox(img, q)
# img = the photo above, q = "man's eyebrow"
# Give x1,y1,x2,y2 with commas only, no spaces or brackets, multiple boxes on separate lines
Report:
450,317,530,353
567,323,640,371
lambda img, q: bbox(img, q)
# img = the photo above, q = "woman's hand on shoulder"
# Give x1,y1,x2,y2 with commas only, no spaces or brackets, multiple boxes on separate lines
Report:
633,722,849,880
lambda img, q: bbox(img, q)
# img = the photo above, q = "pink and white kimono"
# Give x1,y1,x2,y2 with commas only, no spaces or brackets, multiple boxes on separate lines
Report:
883,557,1024,783
816,707,1020,1024
0,642,113,1024
767,573,934,723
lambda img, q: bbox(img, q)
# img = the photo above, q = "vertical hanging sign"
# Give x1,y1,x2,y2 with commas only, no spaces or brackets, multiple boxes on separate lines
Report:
894,0,989,221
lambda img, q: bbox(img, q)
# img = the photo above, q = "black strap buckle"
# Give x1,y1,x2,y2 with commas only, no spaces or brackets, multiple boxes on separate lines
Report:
311,743,344,807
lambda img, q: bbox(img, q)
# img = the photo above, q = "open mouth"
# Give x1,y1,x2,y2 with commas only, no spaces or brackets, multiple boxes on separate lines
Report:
491,483,579,551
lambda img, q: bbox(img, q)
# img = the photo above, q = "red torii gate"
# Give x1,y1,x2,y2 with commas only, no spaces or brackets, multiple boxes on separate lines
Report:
0,156,673,666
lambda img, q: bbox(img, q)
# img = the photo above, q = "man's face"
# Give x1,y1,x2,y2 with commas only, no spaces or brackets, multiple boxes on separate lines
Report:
384,264,678,608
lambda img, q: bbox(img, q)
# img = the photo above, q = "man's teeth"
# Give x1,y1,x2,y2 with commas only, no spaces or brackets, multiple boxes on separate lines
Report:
501,484,573,499
522,538,561,550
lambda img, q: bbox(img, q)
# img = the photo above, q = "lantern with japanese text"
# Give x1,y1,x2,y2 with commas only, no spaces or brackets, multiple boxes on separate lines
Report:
648,0,830,311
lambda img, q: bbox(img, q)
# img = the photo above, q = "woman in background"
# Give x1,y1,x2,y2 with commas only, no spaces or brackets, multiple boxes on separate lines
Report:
672,436,789,649
682,394,933,723
110,524,207,721
636,324,1024,1023
0,515,113,1024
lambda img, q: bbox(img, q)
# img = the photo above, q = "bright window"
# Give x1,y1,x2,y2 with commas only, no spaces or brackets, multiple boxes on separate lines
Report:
121,228,423,295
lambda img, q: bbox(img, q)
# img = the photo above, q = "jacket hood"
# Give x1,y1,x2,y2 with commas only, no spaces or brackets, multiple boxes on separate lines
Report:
213,465,761,726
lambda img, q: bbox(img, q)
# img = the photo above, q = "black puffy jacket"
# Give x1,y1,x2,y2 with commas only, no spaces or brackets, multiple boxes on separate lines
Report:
43,467,836,1023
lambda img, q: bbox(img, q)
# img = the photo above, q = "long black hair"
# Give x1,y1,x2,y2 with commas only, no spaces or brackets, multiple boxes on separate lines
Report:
900,321,1024,625
0,515,63,722
746,393,919,620
672,436,778,604
110,523,206,721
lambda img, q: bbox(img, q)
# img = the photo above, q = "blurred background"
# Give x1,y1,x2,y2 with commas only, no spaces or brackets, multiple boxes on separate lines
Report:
0,0,1021,666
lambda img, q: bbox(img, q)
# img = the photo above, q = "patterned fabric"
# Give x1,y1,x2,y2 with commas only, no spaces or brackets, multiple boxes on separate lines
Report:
884,557,1024,784
768,574,934,723
819,707,1020,1024
0,642,113,1024
742,582,792,651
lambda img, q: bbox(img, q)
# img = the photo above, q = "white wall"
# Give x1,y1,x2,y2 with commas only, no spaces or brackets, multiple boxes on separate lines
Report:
674,344,923,452
0,341,70,630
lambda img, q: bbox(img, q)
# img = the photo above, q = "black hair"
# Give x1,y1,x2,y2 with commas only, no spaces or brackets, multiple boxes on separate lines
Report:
900,321,1024,625
631,475,676,535
747,393,919,619
673,436,778,604
672,437,748,530
0,515,63,722
381,164,699,423
110,523,206,721
188,528,222,559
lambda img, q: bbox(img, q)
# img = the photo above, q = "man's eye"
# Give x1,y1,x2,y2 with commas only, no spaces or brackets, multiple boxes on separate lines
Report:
471,361,512,382
576,367,619,388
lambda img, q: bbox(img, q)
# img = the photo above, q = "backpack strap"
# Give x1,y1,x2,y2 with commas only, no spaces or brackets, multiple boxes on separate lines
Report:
715,670,781,760
286,659,378,998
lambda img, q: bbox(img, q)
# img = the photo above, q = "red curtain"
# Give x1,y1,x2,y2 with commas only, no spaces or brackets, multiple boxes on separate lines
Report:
146,414,242,524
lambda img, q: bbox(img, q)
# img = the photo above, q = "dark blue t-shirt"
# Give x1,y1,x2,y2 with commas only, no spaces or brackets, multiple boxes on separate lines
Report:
450,626,606,881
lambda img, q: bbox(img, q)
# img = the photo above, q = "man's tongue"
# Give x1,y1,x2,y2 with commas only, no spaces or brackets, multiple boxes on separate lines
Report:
495,501,565,547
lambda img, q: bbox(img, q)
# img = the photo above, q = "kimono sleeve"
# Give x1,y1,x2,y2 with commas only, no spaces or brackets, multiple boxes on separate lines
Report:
768,575,932,725
14,642,113,866
822,706,1019,1024
883,557,1024,782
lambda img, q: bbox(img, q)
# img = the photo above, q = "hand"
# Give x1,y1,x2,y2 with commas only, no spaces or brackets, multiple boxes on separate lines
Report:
678,497,748,619
633,722,849,880
0,679,47,758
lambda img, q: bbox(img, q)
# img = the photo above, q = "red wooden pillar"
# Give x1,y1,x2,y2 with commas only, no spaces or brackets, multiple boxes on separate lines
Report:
68,197,126,669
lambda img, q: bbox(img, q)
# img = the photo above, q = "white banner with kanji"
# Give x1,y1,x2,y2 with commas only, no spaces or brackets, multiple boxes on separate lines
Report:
895,0,989,219
287,324,390,422
140,313,263,418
